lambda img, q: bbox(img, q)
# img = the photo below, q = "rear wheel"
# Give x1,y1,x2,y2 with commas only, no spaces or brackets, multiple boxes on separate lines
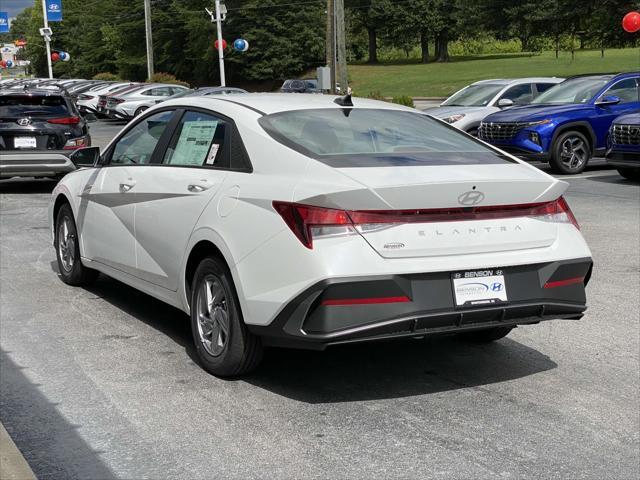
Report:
550,131,591,175
616,167,640,181
458,326,513,343
134,106,148,117
190,257,262,377
55,203,99,286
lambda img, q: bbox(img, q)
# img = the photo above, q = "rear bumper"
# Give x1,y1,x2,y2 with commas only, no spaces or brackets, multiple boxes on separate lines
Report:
248,258,593,350
0,151,76,178
606,149,640,169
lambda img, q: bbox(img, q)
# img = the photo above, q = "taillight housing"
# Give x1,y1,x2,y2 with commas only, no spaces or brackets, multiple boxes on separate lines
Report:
77,94,93,101
273,196,580,249
63,136,90,150
47,116,81,125
111,97,125,104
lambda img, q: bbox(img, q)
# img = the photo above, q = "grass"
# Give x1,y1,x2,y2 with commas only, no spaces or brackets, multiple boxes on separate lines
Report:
349,48,640,98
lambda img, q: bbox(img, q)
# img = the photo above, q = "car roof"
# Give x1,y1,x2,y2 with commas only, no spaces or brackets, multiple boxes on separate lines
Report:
0,88,68,97
163,93,414,115
471,77,564,86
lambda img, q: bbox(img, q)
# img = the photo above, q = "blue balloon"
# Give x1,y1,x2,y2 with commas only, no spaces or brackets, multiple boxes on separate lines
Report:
6,60,13,68
233,39,249,52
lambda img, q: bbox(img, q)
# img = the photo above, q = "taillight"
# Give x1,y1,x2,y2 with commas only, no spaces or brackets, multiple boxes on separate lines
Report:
77,94,93,100
273,196,580,249
63,135,89,150
48,116,81,125
111,97,125,104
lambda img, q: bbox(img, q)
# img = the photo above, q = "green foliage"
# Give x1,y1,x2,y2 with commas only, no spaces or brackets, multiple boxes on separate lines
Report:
147,72,190,87
93,72,120,81
391,95,415,108
366,91,385,100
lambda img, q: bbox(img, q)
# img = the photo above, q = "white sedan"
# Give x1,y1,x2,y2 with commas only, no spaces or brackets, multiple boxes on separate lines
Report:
50,93,593,376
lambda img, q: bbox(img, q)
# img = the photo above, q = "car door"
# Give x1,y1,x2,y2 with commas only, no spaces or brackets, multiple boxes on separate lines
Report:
131,109,245,291
592,77,640,148
78,110,175,276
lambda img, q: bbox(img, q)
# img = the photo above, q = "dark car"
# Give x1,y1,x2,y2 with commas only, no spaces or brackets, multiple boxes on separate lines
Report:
0,87,93,180
606,113,640,180
280,79,320,93
479,73,640,174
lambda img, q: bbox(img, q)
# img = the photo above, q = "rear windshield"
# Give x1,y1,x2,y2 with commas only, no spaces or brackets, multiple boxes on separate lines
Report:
259,108,514,167
0,95,69,117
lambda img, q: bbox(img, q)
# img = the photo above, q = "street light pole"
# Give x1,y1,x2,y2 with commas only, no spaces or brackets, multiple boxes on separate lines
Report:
144,0,154,79
40,0,53,79
206,1,227,87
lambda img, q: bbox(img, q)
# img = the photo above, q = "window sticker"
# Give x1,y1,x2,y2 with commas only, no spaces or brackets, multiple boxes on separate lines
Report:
170,120,218,166
205,143,220,165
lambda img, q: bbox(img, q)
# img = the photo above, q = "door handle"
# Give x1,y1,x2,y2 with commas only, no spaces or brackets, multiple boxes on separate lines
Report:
119,179,136,193
188,180,213,193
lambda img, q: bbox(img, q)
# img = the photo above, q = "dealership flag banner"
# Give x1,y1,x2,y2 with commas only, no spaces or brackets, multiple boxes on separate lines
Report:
0,12,9,33
47,0,63,22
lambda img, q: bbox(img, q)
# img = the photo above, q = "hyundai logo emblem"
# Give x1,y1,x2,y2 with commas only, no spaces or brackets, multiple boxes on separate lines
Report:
458,190,485,206
17,118,31,126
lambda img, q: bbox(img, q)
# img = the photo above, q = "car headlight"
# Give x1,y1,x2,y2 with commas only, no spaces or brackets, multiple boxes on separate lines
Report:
523,119,551,127
442,114,465,124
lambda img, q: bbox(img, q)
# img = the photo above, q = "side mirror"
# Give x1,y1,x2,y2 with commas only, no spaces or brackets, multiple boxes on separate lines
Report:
596,95,621,106
497,98,514,108
69,146,101,168
83,112,98,123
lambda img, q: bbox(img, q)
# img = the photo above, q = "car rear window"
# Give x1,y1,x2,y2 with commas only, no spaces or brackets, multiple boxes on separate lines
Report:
259,108,515,167
0,95,69,117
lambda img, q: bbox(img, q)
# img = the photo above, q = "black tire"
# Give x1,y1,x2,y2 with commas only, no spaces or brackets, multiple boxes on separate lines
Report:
549,130,591,175
54,203,99,286
458,326,513,343
134,106,148,117
190,257,263,377
616,167,640,181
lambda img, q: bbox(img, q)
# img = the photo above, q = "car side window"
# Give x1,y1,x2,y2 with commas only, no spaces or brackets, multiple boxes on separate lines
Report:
162,111,227,168
535,83,556,94
501,84,533,105
604,79,639,104
110,110,174,165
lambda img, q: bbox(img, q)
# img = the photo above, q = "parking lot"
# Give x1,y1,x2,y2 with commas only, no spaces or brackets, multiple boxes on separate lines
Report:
1,120,639,479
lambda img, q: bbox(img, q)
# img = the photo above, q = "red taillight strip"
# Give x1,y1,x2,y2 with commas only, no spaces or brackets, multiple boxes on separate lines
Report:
47,116,81,125
544,276,584,289
321,295,411,306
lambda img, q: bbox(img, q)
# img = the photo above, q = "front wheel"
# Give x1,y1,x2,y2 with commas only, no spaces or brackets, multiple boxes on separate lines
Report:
190,257,263,377
616,167,640,181
134,106,148,117
458,326,513,343
55,203,99,286
550,131,591,175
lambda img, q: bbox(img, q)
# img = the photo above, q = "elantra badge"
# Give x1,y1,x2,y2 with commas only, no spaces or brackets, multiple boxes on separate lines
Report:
458,190,485,206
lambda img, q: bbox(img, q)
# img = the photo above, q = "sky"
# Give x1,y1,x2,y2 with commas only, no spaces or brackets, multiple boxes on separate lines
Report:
1,0,33,19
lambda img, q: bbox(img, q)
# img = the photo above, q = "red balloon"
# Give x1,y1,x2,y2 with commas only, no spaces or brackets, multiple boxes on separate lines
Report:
0,60,6,68
214,39,227,50
51,52,60,62
622,11,640,33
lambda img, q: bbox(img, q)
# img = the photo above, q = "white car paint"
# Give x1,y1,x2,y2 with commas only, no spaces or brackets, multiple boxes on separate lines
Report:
108,84,189,118
426,77,564,133
76,82,138,114
50,93,592,372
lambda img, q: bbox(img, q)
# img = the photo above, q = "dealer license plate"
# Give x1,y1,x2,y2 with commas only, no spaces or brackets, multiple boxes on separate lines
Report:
14,136,37,149
452,269,508,307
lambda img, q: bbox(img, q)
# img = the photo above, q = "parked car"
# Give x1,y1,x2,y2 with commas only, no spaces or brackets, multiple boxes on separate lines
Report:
426,78,564,135
280,79,320,93
606,113,640,180
0,86,93,179
96,83,147,117
478,72,640,174
142,86,248,112
105,83,189,119
76,82,140,115
50,93,592,376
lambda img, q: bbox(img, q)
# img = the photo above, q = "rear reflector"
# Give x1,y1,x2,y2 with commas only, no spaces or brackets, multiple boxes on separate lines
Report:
321,296,411,306
273,196,580,249
48,116,81,125
544,276,584,289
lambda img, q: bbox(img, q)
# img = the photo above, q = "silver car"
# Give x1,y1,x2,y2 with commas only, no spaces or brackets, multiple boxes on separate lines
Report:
426,77,564,135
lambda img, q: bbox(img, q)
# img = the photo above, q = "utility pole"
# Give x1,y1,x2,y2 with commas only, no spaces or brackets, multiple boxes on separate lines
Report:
326,0,336,94
40,0,53,79
206,1,227,87
144,0,154,79
335,0,348,94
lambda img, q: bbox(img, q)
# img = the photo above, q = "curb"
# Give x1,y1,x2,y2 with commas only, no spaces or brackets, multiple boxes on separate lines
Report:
0,422,36,480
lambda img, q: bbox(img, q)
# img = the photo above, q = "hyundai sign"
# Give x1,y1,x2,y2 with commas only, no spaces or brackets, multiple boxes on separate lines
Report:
0,12,9,33
47,0,63,22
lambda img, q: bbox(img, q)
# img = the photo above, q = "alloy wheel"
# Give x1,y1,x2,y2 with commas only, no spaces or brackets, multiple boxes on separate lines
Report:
196,275,230,357
57,216,76,272
559,136,588,171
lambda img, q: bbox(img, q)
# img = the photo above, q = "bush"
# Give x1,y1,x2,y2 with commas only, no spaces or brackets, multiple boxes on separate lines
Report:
147,72,190,87
92,72,119,81
366,91,386,101
391,95,414,108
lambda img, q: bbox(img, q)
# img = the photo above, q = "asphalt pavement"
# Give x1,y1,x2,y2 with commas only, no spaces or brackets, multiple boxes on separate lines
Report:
0,121,639,479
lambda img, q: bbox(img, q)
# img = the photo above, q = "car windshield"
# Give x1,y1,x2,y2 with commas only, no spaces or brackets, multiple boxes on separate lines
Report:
532,77,611,104
441,84,504,106
0,95,69,117
260,108,513,167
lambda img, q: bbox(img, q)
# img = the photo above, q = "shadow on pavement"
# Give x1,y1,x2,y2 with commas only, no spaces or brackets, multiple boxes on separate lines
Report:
586,174,640,185
0,350,116,480
0,178,58,194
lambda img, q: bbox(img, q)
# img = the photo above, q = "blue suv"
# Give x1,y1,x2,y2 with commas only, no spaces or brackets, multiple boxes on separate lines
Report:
479,73,640,174
606,113,640,180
